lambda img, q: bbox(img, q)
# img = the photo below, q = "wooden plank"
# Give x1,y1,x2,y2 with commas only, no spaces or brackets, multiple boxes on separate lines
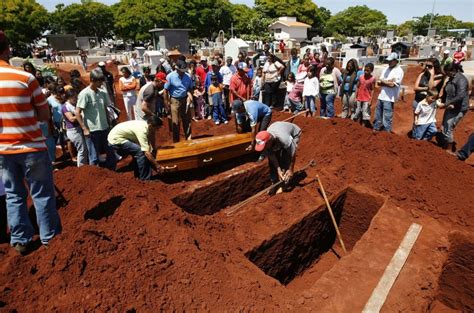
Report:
362,223,423,313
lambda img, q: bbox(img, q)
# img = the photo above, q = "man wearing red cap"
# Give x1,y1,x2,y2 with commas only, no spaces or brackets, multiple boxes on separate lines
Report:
254,121,302,185
135,72,167,121
0,31,61,254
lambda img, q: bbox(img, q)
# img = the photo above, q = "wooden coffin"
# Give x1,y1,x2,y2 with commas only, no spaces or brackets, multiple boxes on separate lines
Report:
156,133,253,172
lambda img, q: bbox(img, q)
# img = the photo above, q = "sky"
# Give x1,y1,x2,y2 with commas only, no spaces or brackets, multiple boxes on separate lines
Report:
38,0,473,25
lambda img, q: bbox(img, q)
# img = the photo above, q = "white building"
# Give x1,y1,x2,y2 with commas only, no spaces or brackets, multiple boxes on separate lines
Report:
224,38,249,61
268,17,311,42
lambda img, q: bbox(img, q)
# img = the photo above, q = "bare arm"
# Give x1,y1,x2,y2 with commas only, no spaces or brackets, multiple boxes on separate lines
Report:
414,73,428,91
75,107,89,136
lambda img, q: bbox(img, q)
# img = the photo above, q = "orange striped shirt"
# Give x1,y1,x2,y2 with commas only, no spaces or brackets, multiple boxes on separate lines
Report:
0,60,47,154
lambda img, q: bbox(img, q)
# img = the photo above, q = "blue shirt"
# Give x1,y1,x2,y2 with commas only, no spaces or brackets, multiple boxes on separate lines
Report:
289,57,300,76
164,71,193,98
204,71,223,92
343,70,364,92
47,95,63,125
236,100,272,127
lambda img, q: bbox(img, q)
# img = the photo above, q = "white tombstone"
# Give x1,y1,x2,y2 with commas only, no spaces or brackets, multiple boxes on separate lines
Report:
143,50,164,69
135,47,146,59
224,38,249,60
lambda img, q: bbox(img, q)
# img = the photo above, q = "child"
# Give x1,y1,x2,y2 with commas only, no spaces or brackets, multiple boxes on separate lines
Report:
253,68,263,101
353,63,376,128
413,89,440,140
288,72,306,113
193,76,206,120
208,74,228,125
283,72,295,112
303,66,319,117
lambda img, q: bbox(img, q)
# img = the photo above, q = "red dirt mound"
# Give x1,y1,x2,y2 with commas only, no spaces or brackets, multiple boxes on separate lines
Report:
0,113,473,311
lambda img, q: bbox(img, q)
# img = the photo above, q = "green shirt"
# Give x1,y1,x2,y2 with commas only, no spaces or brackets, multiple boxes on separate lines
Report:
440,56,453,69
77,86,110,132
107,120,151,152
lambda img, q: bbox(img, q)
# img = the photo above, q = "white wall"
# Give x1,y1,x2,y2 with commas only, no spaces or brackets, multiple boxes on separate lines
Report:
272,26,307,41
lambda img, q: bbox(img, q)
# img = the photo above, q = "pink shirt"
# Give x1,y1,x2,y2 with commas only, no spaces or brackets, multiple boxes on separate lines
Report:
288,81,304,102
356,74,376,102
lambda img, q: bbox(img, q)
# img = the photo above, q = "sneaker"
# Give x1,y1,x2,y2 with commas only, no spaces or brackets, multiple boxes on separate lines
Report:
223,120,228,124
215,121,220,125
13,242,29,255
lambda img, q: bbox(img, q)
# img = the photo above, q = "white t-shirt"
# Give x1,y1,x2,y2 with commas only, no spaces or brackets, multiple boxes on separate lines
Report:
415,99,437,125
378,65,404,102
286,81,294,93
119,76,137,97
220,65,236,86
303,77,319,97
129,58,139,72
263,61,283,83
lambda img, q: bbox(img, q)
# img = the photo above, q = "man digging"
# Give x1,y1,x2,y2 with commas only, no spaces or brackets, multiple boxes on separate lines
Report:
254,121,302,193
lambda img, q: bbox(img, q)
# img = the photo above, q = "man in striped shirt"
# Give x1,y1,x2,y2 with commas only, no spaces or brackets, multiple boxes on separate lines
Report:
0,31,61,255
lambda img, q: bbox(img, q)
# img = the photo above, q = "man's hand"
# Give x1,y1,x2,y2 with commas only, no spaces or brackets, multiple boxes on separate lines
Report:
82,127,90,136
283,169,293,183
154,164,164,175
277,167,285,181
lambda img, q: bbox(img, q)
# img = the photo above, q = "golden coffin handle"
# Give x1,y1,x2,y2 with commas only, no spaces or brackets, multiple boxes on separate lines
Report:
202,157,213,163
164,165,177,170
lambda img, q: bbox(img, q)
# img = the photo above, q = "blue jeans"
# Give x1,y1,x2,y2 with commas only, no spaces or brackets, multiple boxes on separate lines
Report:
320,93,335,118
112,141,152,180
0,151,61,245
441,110,465,144
458,133,474,160
89,129,116,170
212,104,227,123
413,123,437,140
373,100,394,132
305,96,317,113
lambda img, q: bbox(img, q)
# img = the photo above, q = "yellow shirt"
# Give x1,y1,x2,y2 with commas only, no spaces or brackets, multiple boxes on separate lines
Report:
107,121,151,152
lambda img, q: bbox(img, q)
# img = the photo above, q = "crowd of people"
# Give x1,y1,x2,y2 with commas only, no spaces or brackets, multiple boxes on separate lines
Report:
0,27,473,255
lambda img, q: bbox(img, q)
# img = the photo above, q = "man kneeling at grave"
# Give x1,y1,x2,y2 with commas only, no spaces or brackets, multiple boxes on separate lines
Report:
233,100,272,151
254,121,302,192
108,115,164,180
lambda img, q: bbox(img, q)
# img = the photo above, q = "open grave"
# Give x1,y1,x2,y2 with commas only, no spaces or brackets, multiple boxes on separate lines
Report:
245,188,384,285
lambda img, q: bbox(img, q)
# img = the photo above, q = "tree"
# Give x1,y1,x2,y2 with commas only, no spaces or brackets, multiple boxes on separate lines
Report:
325,5,387,36
314,7,332,37
113,0,233,41
230,4,272,39
255,0,320,27
0,0,49,56
397,20,416,37
409,14,465,36
112,0,170,42
49,0,114,43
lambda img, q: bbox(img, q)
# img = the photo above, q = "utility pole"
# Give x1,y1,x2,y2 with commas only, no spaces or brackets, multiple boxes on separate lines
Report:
428,0,436,29
231,23,234,38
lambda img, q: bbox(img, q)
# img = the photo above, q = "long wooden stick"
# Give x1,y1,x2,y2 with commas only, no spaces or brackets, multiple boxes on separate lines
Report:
281,109,309,123
316,175,347,254
226,159,315,216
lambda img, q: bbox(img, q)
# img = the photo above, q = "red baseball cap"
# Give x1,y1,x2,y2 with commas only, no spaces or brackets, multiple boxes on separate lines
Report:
155,72,167,83
255,131,271,152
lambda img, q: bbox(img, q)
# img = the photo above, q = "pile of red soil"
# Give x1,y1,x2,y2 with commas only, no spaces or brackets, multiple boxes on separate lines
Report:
1,63,472,311
0,111,473,310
